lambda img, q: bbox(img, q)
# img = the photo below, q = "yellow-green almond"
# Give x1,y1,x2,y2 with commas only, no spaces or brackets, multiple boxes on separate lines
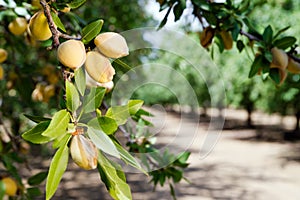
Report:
8,17,27,36
85,51,115,83
0,65,4,80
57,40,86,70
94,32,129,58
29,11,52,41
0,49,8,63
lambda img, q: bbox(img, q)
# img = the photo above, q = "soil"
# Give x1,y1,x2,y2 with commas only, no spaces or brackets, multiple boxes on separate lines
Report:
25,107,300,200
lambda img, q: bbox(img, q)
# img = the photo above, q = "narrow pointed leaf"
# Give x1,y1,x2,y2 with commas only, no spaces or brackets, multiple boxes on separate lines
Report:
113,141,146,174
66,81,80,113
46,143,69,200
87,125,120,158
50,11,66,32
97,116,118,135
28,171,48,186
75,67,86,96
97,152,132,200
249,55,264,78
23,114,51,123
128,100,144,115
42,110,70,140
106,100,144,125
68,0,86,9
273,36,297,50
22,121,51,144
82,87,105,113
262,25,273,45
81,19,103,44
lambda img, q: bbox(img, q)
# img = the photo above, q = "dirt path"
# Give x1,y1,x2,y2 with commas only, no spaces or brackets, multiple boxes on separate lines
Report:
35,107,300,200
129,108,300,200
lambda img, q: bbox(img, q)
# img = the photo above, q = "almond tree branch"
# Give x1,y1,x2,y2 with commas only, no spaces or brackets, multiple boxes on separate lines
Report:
40,0,81,49
239,29,261,41
40,0,60,49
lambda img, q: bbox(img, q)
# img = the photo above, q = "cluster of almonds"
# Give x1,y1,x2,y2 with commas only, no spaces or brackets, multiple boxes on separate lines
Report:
57,32,129,92
200,27,233,50
269,47,300,84
57,33,128,169
7,9,51,43
7,1,70,43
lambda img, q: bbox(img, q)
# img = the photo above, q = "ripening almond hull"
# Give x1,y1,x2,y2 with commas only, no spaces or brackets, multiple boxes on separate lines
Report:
220,30,233,50
85,51,115,83
200,27,215,48
287,57,300,74
70,134,98,170
29,11,52,41
94,32,129,58
57,40,86,70
271,47,288,70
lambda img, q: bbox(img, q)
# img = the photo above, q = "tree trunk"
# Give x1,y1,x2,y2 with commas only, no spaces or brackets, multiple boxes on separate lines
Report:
246,106,254,128
294,111,300,131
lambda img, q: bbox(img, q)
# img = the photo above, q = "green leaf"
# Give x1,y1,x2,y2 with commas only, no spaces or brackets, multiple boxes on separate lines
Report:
23,114,51,123
158,5,172,30
169,183,177,200
27,187,42,198
262,25,273,45
113,141,146,174
82,87,106,113
75,67,86,96
273,36,297,50
113,59,133,73
269,68,280,84
0,181,5,200
66,81,80,113
128,100,144,115
67,0,86,9
273,26,290,39
46,142,70,200
97,152,132,200
22,121,51,144
173,2,185,22
106,100,144,125
81,19,104,44
264,51,273,63
236,40,245,52
248,55,264,78
87,125,120,158
177,152,190,163
106,105,130,125
42,110,70,140
28,171,48,186
98,116,118,135
52,133,72,149
50,11,66,32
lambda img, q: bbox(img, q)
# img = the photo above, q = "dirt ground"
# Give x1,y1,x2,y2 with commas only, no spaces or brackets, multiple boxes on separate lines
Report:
28,107,300,200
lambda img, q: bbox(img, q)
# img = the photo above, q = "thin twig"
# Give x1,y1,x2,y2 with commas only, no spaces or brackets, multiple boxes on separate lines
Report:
40,0,60,49
239,29,261,41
